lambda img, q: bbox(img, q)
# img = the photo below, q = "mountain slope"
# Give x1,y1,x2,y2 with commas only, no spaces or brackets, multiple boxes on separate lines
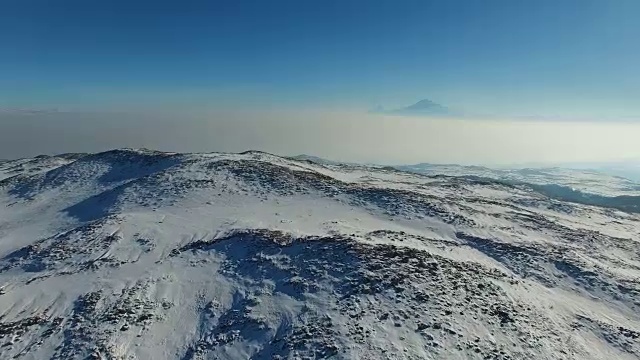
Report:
0,149,639,359
398,163,640,214
399,163,640,197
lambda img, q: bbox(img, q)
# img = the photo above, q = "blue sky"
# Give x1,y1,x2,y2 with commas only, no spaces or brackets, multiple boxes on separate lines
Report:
2,0,639,119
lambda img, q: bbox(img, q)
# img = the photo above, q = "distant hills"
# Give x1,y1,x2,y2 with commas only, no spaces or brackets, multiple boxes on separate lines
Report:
0,107,61,115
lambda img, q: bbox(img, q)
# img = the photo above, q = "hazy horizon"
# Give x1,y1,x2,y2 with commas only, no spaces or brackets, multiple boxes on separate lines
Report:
2,1,639,165
3,109,640,167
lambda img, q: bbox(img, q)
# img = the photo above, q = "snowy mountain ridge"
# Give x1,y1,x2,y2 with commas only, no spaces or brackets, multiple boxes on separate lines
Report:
0,149,639,359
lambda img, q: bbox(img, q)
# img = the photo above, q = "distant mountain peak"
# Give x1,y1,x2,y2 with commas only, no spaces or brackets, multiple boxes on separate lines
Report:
405,99,447,111
373,98,453,117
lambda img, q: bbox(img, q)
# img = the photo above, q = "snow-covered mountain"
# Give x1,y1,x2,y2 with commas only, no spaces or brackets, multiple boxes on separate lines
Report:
1,149,639,359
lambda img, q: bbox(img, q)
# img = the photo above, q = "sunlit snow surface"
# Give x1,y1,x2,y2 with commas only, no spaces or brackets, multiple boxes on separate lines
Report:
0,149,639,359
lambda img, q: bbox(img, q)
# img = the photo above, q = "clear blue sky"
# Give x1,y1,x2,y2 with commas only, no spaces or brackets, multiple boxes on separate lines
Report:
2,0,639,119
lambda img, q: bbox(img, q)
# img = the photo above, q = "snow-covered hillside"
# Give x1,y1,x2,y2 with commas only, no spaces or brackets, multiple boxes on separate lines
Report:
398,163,640,197
0,149,639,359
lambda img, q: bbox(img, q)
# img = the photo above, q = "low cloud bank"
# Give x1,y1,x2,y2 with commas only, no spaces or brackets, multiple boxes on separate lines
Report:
1,109,639,165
